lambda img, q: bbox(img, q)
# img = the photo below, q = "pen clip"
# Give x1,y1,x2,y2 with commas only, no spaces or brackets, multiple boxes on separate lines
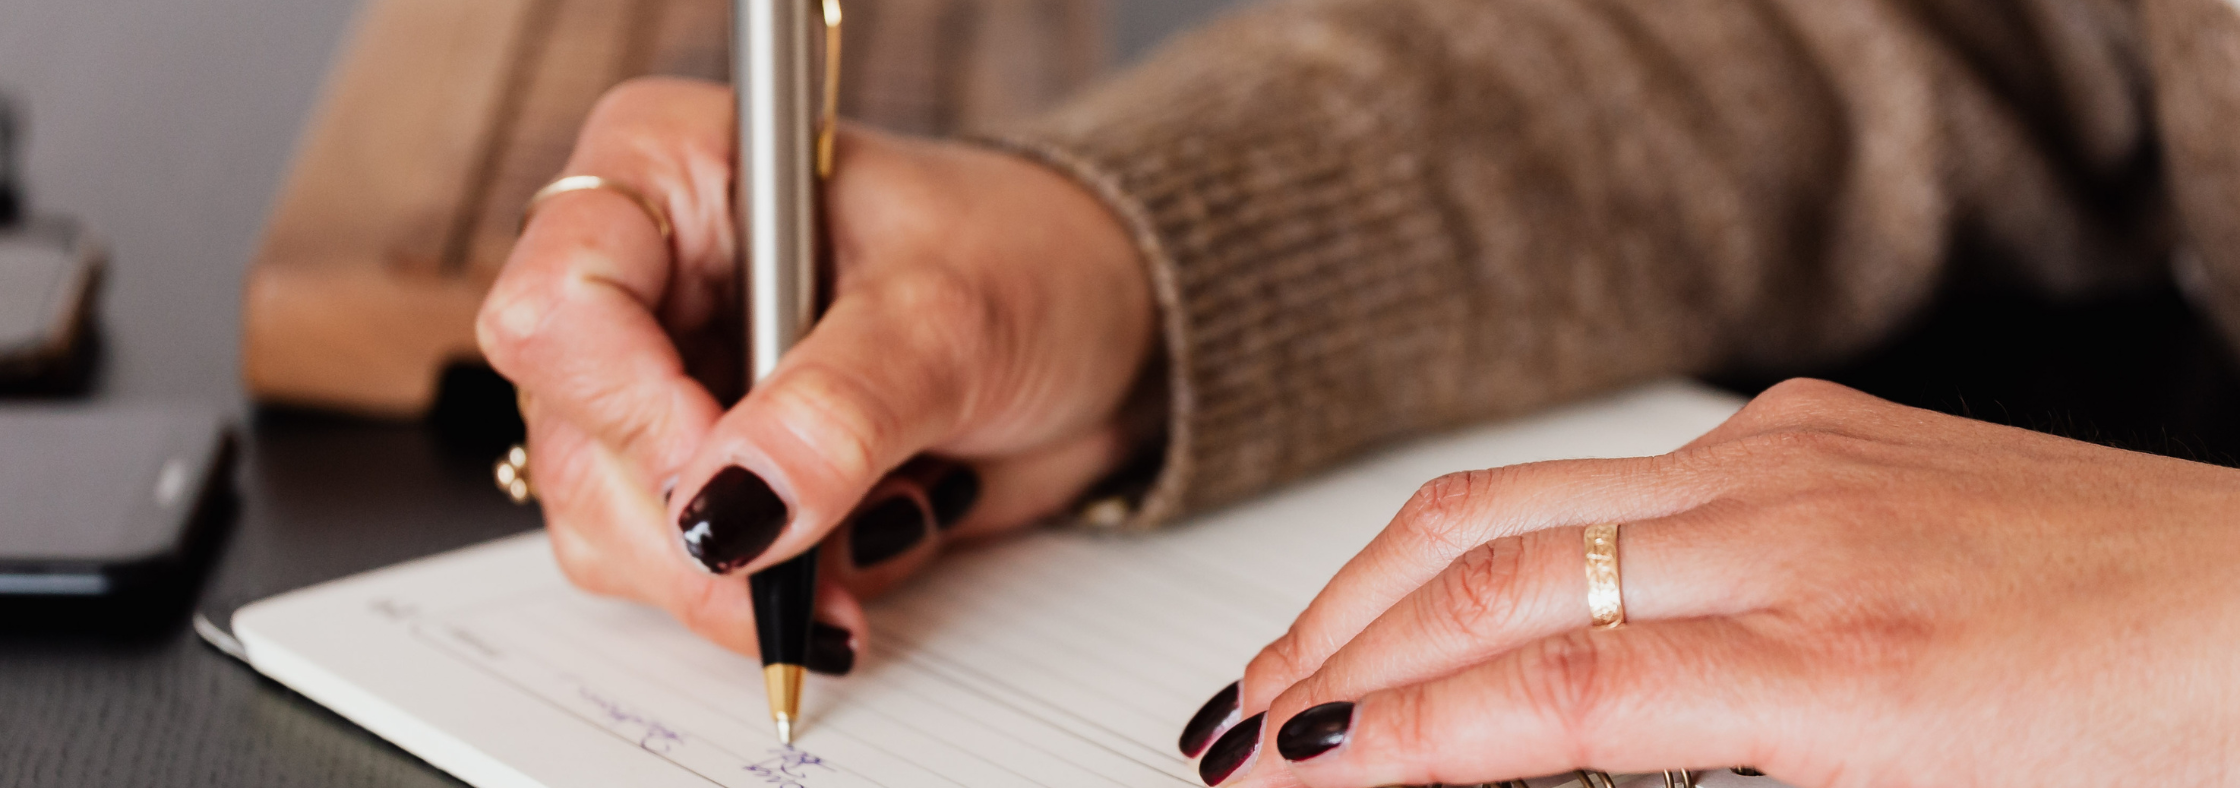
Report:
816,0,843,180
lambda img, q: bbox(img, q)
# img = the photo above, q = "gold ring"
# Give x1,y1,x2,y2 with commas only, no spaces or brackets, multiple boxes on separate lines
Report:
1584,522,1625,629
520,174,674,244
494,444,534,504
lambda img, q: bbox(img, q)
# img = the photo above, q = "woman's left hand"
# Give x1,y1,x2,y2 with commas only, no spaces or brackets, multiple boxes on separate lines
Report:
1189,379,2240,788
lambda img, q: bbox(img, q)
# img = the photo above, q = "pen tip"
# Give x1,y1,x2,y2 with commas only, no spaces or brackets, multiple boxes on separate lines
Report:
764,664,806,745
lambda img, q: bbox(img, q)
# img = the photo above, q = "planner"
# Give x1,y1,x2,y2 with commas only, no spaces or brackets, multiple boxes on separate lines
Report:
229,381,1796,788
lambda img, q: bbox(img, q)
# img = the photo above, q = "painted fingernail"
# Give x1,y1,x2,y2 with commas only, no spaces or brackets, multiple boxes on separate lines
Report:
1275,701,1353,761
849,495,929,568
806,621,856,676
677,466,790,574
1197,712,1264,785
1179,680,1242,757
927,465,980,529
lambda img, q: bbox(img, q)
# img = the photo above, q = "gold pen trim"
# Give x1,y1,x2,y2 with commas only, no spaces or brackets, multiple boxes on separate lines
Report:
816,0,843,179
764,663,806,744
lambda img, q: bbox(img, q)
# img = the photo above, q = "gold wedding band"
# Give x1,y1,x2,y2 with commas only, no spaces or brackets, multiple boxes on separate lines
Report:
494,444,534,504
1584,522,1625,629
521,174,674,244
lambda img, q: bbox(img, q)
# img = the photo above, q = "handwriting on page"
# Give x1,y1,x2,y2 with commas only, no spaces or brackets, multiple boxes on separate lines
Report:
382,598,842,787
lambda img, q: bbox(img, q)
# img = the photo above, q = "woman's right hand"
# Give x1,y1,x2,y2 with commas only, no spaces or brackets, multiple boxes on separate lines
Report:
475,77,1157,664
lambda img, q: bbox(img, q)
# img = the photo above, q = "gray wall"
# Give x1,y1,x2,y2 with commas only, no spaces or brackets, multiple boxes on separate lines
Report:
0,0,360,409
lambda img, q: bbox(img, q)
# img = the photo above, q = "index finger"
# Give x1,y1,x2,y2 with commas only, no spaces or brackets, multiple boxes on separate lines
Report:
1192,455,1726,758
477,78,737,484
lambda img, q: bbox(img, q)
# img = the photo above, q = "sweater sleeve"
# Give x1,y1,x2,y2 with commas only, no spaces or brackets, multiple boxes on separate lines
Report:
988,0,2178,529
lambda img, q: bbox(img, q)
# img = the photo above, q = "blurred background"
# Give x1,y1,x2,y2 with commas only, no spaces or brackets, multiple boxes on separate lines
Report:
7,0,2234,453
0,0,1240,417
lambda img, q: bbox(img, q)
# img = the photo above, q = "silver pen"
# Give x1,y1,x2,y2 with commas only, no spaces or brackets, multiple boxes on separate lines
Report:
735,0,842,746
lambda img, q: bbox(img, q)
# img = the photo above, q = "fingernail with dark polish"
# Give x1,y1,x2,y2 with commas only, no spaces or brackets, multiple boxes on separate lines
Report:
677,467,790,574
1198,712,1264,786
927,466,981,529
1276,701,1353,761
807,621,856,676
1179,680,1241,757
849,495,929,568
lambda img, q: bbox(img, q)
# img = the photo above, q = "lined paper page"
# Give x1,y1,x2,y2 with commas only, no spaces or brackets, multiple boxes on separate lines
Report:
234,381,1793,788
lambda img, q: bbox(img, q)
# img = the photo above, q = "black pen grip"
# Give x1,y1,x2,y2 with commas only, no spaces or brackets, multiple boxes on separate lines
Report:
748,547,819,667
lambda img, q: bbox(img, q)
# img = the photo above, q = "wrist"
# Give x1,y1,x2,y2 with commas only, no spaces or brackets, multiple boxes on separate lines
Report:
960,139,1159,426
956,137,1172,525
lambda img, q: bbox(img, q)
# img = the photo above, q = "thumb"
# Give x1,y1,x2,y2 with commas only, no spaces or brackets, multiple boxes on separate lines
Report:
663,275,982,575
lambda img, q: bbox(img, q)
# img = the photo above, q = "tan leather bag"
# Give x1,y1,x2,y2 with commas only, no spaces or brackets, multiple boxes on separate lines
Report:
242,0,1102,417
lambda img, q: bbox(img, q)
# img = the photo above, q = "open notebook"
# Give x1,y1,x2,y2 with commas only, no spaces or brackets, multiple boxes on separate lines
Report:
230,381,1796,788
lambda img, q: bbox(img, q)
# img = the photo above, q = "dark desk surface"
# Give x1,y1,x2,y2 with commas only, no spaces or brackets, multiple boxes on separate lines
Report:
1,414,539,788
3,1,2238,786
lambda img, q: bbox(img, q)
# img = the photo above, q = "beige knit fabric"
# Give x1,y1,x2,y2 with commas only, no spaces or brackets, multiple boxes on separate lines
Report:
993,0,2240,529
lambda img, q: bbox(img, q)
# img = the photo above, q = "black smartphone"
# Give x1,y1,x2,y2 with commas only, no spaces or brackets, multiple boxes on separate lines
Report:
0,407,232,598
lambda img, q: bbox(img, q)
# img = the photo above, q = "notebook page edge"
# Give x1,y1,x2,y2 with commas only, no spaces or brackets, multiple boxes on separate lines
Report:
230,532,720,788
234,617,550,788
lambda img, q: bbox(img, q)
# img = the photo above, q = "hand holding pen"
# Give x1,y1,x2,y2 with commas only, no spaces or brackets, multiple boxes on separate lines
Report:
477,74,1155,723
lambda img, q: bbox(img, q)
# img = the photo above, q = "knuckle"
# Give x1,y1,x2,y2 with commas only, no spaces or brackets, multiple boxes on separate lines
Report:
586,76,703,131
1428,540,1531,641
582,383,671,460
1396,469,1501,549
592,77,668,116
578,78,731,194
548,528,622,598
1372,683,1439,764
876,266,985,320
1754,377,1849,408
1735,378,1874,430
671,575,737,642
1246,627,1324,696
1809,609,1934,683
765,360,903,481
1514,631,1618,754
873,269,1002,371
1703,425,1880,473
474,284,545,372
1760,427,1862,458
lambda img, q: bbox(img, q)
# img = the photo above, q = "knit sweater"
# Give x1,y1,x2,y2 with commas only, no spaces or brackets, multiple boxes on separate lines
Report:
992,0,2240,530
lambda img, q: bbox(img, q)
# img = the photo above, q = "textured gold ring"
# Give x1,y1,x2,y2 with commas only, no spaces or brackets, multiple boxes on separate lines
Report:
521,174,674,244
1584,522,1625,629
494,444,534,504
